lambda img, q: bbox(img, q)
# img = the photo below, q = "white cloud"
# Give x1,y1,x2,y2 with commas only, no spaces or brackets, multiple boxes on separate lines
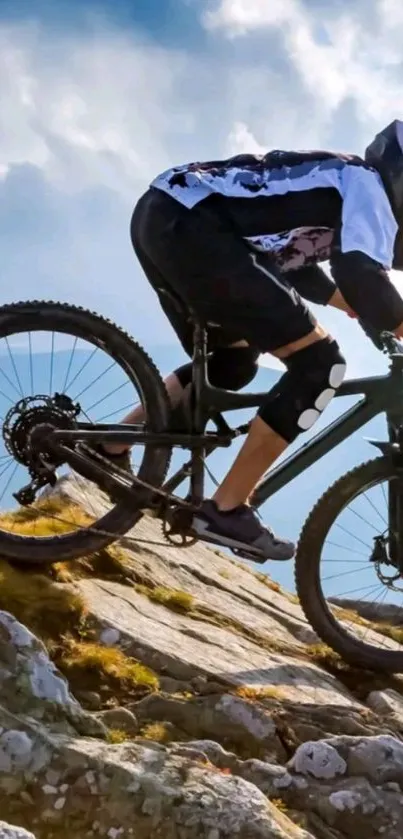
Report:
203,0,403,137
204,0,298,35
225,121,267,156
0,7,401,377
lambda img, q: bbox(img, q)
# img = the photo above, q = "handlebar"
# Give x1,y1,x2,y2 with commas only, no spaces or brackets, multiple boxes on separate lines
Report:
358,319,403,357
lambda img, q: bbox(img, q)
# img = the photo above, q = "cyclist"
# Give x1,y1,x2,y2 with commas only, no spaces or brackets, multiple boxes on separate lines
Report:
96,120,403,561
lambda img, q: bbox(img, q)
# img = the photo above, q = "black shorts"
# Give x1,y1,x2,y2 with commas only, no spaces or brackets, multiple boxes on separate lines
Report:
130,187,316,356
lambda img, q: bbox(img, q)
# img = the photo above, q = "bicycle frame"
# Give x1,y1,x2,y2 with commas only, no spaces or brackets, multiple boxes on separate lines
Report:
52,321,403,511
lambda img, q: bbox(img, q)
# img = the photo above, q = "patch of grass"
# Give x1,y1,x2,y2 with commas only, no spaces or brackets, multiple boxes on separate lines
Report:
0,558,88,643
270,798,289,815
266,580,281,593
59,638,159,702
306,642,342,667
253,571,282,593
306,641,403,700
234,685,286,702
0,497,164,714
332,606,370,627
138,584,195,613
330,607,403,647
375,623,403,644
140,722,172,743
107,728,129,744
0,497,134,585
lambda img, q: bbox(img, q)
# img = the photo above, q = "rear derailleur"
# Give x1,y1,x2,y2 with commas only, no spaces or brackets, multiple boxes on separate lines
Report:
2,392,81,506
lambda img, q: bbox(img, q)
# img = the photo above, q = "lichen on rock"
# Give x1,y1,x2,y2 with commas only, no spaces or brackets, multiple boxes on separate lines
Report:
1,476,403,837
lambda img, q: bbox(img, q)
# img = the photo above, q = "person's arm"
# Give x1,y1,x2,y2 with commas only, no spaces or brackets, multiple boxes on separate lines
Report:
329,163,403,337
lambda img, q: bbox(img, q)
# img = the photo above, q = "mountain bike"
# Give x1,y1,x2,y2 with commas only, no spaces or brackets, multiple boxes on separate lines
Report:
0,299,403,672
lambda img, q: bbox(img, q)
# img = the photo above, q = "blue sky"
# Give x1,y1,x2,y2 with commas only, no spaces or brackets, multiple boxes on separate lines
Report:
1,1,403,368
0,0,402,377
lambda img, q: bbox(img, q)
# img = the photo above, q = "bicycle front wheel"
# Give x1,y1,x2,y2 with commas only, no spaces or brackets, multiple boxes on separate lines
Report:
0,301,171,563
296,456,403,672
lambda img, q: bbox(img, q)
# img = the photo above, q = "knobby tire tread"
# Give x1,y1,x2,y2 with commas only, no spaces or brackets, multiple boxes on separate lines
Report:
295,456,403,672
0,301,172,563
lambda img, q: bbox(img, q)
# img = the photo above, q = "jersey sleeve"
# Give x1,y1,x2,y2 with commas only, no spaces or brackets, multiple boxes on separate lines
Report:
339,164,398,268
329,164,403,331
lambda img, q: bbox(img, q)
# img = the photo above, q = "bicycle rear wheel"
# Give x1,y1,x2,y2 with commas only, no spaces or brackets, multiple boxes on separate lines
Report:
296,456,403,672
0,300,171,563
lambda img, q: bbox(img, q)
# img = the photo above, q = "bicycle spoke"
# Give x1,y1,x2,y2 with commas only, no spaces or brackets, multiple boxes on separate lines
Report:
72,360,116,401
325,540,369,557
346,505,381,531
322,565,372,583
65,347,98,391
96,401,139,422
62,336,78,392
5,338,24,398
362,490,387,527
49,331,55,395
0,462,19,503
86,379,130,413
334,522,372,549
313,466,403,658
28,331,34,396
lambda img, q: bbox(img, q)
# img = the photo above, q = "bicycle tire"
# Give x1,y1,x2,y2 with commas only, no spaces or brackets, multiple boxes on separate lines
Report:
295,456,403,672
0,300,172,563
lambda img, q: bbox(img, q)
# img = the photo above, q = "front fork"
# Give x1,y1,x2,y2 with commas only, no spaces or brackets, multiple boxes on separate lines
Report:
370,415,403,572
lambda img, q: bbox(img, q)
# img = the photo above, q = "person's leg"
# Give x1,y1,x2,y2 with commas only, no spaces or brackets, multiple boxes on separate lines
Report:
212,325,329,511
189,250,347,559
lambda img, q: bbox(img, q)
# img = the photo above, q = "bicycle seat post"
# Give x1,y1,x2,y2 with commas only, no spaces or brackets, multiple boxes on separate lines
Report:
191,316,208,432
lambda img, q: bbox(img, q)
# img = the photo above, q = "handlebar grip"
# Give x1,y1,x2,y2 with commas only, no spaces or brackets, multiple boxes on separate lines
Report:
358,318,403,356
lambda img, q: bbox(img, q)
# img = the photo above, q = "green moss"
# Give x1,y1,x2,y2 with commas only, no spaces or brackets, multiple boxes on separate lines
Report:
306,642,403,700
0,558,87,643
138,584,195,613
140,722,173,743
375,623,403,644
107,728,129,744
60,638,159,699
234,685,286,701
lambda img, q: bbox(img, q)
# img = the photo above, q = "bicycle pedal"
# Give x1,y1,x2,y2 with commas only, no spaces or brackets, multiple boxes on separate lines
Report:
231,546,266,564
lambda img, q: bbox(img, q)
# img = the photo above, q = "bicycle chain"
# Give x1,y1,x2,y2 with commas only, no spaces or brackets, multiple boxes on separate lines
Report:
56,444,198,550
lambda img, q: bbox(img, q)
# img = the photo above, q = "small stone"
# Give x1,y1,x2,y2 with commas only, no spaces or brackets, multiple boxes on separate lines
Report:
290,741,347,779
75,690,102,711
99,628,120,647
54,797,66,810
96,707,138,736
43,785,58,795
0,822,36,838
46,770,60,786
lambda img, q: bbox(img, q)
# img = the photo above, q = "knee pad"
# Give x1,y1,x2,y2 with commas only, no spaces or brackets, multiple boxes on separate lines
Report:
258,338,346,443
174,346,259,391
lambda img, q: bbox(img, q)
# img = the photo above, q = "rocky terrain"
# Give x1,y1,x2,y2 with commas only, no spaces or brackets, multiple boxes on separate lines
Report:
1,474,403,838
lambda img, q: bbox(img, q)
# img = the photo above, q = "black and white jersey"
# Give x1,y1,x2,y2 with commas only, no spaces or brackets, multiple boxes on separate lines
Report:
151,150,398,273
